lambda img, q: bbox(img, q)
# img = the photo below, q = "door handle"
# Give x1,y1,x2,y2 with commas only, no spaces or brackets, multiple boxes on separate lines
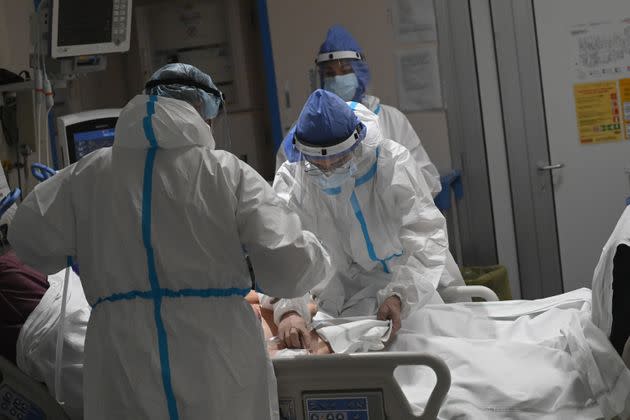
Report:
537,162,564,171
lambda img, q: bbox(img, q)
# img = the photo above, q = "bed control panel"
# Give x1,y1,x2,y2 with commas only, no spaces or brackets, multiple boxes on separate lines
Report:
303,391,385,420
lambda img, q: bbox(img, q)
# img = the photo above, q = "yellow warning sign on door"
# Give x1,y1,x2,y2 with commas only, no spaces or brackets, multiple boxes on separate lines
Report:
574,81,623,144
620,78,630,140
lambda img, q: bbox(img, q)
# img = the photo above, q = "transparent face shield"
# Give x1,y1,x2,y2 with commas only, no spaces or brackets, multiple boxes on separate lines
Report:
209,101,232,152
303,150,355,176
315,51,364,101
194,89,232,152
317,58,356,80
292,125,364,192
285,143,365,223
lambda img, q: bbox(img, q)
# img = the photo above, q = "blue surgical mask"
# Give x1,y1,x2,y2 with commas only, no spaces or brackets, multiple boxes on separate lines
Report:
312,161,357,190
323,73,359,102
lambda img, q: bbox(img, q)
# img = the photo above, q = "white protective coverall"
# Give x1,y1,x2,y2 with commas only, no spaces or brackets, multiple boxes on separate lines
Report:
275,97,442,198
9,94,330,420
270,103,462,324
360,95,441,196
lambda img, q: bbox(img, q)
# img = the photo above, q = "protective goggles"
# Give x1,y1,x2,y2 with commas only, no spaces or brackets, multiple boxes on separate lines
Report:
304,153,357,175
144,77,225,110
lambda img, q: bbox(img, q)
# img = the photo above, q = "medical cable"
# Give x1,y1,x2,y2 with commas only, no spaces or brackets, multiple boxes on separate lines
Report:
53,262,71,406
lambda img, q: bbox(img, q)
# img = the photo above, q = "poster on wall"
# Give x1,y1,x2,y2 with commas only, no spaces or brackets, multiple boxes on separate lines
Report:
573,81,623,144
621,78,630,139
396,47,442,112
570,18,630,81
394,0,437,43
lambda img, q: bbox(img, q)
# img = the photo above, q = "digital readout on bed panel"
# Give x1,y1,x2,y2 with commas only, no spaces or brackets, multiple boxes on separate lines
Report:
303,391,385,420
0,384,45,420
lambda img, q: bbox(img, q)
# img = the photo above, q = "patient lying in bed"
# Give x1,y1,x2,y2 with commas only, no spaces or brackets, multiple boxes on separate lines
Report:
11,252,630,420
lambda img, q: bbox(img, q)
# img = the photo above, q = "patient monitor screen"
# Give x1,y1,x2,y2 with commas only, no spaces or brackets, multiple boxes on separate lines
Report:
57,0,114,46
73,128,115,159
65,117,118,163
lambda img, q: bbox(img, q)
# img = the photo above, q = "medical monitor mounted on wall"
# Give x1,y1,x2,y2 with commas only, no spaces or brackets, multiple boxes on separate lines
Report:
50,0,132,58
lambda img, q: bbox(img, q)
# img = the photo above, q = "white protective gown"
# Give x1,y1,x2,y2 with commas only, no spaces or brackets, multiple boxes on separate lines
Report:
276,96,442,198
361,95,442,197
9,94,331,420
17,269,88,420
271,104,460,323
592,205,630,336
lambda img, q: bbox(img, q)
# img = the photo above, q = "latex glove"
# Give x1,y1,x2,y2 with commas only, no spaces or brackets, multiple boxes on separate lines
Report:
277,311,312,349
377,295,402,337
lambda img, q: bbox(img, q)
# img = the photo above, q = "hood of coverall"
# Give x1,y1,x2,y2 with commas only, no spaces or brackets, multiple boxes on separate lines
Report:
318,25,371,102
114,94,216,150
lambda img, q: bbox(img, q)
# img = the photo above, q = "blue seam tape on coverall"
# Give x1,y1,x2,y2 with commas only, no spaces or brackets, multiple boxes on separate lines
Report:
322,148,380,196
322,186,342,195
347,100,380,115
90,287,251,308
348,148,402,273
142,95,179,420
139,97,253,418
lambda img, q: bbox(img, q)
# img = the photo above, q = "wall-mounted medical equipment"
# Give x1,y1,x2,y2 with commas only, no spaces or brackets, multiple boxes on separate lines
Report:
57,109,121,167
29,0,132,80
134,0,258,111
134,0,234,103
50,0,133,58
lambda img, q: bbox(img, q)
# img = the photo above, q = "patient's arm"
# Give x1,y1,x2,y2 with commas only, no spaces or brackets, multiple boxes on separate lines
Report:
262,307,331,355
246,292,331,355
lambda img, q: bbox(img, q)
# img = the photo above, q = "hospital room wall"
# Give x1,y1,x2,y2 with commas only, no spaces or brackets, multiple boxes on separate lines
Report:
0,1,130,196
265,0,453,172
0,1,133,113
0,0,275,190
130,0,274,177
0,0,37,194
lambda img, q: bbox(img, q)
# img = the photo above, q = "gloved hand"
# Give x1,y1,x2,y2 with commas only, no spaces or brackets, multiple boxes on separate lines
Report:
277,311,312,349
377,295,402,337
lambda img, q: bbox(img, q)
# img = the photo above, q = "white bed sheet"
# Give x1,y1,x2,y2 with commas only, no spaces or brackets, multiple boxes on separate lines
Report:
387,289,630,419
312,289,630,419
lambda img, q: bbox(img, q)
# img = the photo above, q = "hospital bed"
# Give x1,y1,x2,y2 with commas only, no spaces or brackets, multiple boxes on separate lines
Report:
0,351,449,420
439,285,498,303
274,352,450,420
0,355,70,420
3,286,625,419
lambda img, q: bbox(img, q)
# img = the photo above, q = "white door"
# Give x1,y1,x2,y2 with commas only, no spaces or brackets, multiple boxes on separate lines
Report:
534,0,630,291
